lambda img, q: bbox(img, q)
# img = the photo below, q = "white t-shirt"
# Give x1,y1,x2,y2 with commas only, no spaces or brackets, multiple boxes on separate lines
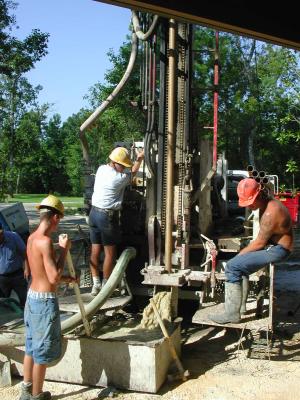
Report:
91,164,131,210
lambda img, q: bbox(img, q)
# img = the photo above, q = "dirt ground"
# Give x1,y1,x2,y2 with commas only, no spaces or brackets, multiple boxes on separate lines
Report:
2,210,300,400
3,312,300,400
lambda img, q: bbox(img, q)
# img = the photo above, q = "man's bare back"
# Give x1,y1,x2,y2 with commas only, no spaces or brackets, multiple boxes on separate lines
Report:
240,195,294,255
259,199,294,251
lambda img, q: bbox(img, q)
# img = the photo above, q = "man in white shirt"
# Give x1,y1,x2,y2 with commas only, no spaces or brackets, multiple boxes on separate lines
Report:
89,146,144,295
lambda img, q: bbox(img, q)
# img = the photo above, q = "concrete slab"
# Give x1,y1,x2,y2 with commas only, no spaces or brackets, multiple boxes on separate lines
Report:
1,322,181,393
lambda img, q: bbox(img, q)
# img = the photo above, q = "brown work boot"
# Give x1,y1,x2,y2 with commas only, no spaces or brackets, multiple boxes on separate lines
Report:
31,391,52,400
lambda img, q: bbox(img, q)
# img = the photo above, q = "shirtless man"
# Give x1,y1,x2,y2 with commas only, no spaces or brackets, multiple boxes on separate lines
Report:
211,178,293,324
20,195,76,400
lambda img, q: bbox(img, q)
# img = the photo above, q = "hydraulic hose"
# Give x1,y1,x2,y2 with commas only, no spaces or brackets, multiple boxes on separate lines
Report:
61,247,136,334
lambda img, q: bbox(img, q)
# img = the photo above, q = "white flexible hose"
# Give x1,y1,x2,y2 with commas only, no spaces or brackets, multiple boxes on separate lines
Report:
132,11,159,41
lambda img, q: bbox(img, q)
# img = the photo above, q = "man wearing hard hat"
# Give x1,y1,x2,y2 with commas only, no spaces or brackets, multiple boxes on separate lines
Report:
20,195,77,400
210,178,294,324
89,146,144,296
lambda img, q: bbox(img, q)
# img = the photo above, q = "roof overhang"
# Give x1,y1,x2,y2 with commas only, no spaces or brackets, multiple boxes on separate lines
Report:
95,0,300,50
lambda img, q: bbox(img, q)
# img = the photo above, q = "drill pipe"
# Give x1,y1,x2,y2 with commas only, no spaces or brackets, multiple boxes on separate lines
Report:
247,165,254,177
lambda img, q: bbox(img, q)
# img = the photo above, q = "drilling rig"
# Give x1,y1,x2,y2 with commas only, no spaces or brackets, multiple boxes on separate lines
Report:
79,12,273,327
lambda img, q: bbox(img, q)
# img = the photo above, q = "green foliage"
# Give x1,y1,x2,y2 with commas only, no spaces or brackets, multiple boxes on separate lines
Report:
286,160,299,174
0,0,49,196
61,110,89,195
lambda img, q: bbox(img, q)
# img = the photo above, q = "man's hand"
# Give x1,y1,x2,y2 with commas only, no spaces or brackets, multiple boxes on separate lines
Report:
59,233,71,250
24,263,30,280
135,148,144,161
61,275,80,285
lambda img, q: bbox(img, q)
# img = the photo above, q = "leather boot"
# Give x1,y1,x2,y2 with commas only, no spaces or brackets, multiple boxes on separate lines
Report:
210,282,242,324
240,276,249,315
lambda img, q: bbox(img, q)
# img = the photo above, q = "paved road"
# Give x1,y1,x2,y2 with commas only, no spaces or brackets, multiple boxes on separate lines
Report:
0,202,89,239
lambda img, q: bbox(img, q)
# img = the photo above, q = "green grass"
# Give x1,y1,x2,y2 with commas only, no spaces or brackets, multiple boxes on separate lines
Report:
6,194,84,209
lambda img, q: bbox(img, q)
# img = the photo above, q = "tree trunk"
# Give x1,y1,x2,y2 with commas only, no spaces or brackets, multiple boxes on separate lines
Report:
248,121,256,168
15,170,21,194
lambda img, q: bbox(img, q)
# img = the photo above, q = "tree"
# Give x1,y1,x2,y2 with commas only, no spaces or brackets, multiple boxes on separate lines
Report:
14,107,46,193
193,27,300,186
0,0,49,195
61,110,90,196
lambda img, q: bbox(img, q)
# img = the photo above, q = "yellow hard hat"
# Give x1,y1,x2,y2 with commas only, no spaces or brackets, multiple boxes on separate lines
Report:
109,147,133,168
36,194,64,217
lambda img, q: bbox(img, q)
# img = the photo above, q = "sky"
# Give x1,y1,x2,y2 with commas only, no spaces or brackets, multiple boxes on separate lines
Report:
13,0,132,122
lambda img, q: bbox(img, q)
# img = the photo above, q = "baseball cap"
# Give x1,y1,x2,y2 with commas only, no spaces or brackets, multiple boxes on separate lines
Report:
237,178,261,207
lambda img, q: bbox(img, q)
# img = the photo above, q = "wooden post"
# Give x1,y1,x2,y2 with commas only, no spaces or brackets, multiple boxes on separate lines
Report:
66,251,92,337
150,298,188,381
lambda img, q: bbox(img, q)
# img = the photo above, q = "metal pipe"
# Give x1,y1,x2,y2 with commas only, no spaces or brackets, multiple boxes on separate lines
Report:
61,247,136,334
212,31,219,170
79,32,138,164
247,165,254,177
258,171,266,178
252,170,259,178
165,19,176,273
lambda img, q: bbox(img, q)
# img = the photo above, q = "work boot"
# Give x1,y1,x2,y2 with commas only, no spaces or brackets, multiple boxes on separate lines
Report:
31,392,52,400
210,282,242,324
91,284,101,296
240,276,249,315
19,382,32,400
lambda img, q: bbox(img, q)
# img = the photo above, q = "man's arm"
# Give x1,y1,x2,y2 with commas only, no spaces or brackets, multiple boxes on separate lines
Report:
42,239,64,284
24,255,30,280
57,234,77,284
131,149,144,176
12,232,29,280
239,210,275,255
42,236,74,285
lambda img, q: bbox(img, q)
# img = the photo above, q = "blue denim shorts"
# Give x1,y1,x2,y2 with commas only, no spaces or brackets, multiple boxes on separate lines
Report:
24,294,61,364
89,206,121,245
